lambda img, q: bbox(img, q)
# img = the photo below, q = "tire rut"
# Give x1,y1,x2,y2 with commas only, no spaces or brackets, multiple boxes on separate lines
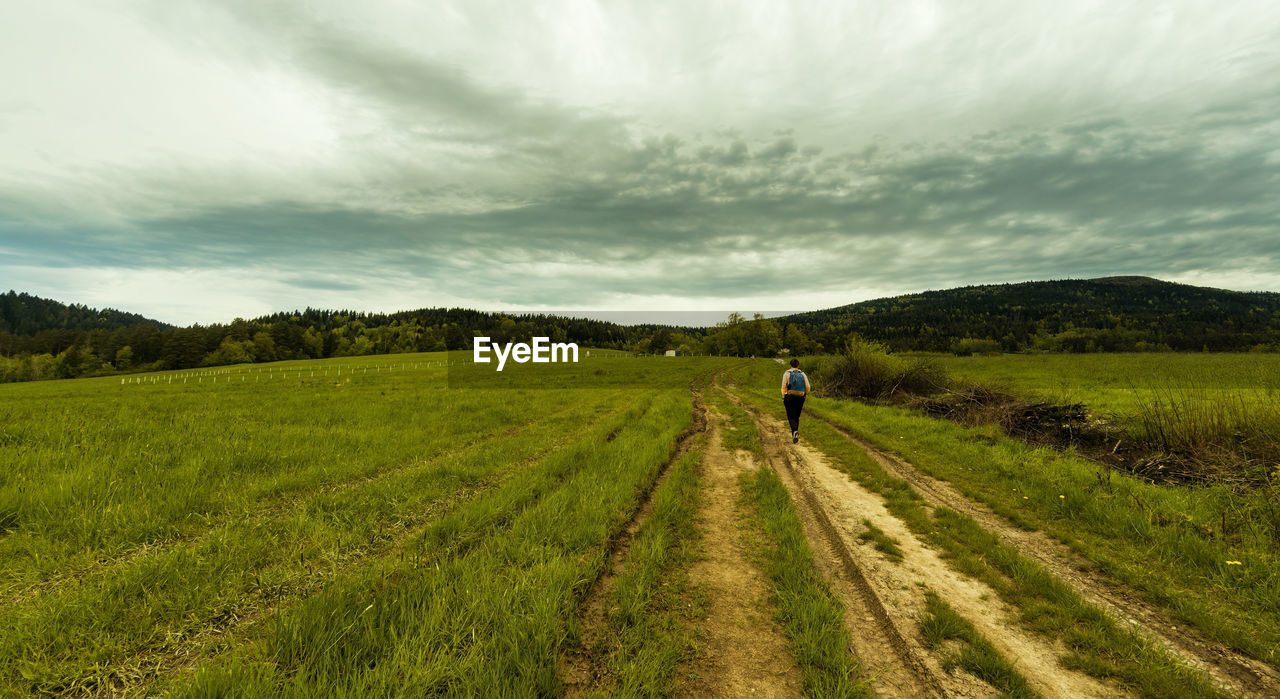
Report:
809,409,1280,698
717,388,946,698
673,404,805,697
728,388,1120,698
561,380,710,696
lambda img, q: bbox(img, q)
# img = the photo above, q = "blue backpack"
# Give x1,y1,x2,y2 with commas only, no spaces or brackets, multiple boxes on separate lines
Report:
787,370,807,394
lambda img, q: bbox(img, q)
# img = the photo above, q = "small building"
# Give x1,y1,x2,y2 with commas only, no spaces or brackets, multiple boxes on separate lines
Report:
664,349,680,357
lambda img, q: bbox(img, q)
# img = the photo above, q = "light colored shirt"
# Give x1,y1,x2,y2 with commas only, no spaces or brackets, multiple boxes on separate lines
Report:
781,368,810,396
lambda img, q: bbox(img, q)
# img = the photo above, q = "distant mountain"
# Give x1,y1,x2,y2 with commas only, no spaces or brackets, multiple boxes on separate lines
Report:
0,290,169,336
781,277,1280,353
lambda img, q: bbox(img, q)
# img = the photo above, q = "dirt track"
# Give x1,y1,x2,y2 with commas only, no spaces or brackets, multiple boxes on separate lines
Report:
675,410,804,697
730,389,1119,698
564,373,1280,697
807,410,1280,698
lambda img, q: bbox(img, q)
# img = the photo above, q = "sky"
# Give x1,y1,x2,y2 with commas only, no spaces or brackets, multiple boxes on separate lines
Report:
2,0,1279,325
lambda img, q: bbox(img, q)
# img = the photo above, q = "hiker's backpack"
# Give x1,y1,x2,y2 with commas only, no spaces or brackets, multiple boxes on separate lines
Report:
786,370,807,395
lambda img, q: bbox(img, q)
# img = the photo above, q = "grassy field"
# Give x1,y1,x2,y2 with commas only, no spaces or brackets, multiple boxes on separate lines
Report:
5,350,1279,696
0,353,725,695
943,351,1280,483
936,352,1280,414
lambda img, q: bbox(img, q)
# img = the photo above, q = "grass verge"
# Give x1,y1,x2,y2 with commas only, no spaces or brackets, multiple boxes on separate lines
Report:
739,464,870,698
590,437,706,696
919,591,1038,698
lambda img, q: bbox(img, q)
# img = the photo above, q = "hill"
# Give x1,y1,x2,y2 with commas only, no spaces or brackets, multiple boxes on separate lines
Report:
781,277,1280,353
0,290,169,336
0,300,675,382
5,276,1280,383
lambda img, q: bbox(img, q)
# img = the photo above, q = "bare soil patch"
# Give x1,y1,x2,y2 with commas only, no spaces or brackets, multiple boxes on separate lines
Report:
674,409,804,697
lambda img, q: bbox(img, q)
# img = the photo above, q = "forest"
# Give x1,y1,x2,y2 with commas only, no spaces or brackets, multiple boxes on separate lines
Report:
5,275,1280,383
0,292,819,382
781,276,1280,354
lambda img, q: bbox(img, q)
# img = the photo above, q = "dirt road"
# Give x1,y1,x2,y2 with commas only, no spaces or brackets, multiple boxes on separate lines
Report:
564,374,1280,697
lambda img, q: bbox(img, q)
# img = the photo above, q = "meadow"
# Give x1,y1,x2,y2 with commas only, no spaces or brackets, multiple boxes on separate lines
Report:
935,352,1280,414
4,350,1280,697
937,352,1280,485
0,353,725,695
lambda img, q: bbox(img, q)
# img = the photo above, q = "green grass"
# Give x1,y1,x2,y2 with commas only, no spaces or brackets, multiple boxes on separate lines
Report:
589,437,706,696
936,353,1280,414
0,353,731,695
727,360,1226,697
939,353,1280,483
918,591,1038,698
737,458,870,697
178,386,697,695
5,392,645,694
707,387,765,460
857,519,903,562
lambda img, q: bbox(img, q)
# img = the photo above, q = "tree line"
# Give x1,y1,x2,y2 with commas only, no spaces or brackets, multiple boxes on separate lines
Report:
0,297,821,383
7,276,1279,384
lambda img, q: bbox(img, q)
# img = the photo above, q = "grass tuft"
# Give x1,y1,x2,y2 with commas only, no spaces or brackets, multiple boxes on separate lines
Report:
919,591,1038,698
856,519,903,562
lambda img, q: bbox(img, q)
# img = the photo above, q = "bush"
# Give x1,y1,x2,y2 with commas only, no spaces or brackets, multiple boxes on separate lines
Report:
818,336,950,400
950,338,1002,356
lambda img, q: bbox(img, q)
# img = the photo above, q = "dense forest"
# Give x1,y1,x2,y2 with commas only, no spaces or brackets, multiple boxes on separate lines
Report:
0,300,681,383
0,291,169,335
0,291,817,384
779,277,1280,354
3,276,1278,383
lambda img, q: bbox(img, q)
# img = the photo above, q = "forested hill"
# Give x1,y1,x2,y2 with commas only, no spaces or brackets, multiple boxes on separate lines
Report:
782,277,1280,353
0,298,679,383
0,291,169,335
5,276,1280,384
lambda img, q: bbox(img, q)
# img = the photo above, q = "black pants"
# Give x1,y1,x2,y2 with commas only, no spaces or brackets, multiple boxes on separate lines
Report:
783,394,805,434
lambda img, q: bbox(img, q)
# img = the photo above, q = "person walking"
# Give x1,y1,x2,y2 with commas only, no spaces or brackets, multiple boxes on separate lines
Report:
781,358,810,443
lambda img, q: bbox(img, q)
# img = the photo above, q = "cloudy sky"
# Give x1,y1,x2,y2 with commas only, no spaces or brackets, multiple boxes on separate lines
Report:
2,1,1279,324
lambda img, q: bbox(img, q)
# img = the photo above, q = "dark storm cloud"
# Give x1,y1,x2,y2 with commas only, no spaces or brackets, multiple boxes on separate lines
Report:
7,102,1265,307
3,1,1280,320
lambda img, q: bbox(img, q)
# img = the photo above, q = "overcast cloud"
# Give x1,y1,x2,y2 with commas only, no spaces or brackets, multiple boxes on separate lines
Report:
2,0,1279,323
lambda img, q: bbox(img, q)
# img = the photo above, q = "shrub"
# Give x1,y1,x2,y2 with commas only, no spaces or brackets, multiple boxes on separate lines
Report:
950,338,1002,356
819,336,950,400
